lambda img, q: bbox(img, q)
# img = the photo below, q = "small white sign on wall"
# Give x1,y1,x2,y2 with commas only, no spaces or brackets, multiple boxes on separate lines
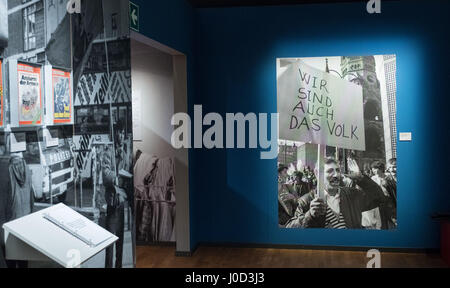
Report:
399,132,412,142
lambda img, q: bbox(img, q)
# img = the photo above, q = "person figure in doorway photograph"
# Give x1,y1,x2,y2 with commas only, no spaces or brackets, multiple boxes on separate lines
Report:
361,161,386,229
102,123,132,268
386,158,397,183
369,160,397,229
278,164,297,227
3,153,34,268
286,157,388,229
288,171,307,199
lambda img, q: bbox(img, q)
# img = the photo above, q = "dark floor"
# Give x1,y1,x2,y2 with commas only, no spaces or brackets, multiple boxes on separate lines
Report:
137,246,449,268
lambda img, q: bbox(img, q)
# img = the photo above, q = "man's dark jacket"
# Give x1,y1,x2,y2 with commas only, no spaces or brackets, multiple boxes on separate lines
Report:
285,176,387,229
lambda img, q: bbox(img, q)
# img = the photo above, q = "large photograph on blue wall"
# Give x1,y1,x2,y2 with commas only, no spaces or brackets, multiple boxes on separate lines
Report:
277,55,397,230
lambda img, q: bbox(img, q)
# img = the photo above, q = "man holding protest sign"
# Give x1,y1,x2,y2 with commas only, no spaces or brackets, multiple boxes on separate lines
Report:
285,157,387,229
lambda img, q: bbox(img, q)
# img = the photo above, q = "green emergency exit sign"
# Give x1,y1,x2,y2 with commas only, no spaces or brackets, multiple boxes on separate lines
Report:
130,2,139,32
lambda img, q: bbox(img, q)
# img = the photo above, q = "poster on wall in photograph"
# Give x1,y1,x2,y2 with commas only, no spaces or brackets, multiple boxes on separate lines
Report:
18,63,42,125
277,55,397,231
0,59,3,127
53,69,72,123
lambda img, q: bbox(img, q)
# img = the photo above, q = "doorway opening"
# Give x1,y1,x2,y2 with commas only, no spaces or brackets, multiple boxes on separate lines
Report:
131,32,190,253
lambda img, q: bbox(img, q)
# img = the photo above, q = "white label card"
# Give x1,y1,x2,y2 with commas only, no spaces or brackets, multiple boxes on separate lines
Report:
399,132,412,142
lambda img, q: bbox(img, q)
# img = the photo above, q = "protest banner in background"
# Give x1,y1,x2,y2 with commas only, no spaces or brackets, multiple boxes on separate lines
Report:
53,69,72,123
0,59,3,126
277,59,366,151
18,63,42,125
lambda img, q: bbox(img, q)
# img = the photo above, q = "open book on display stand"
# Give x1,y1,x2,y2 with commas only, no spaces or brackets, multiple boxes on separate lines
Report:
43,204,114,248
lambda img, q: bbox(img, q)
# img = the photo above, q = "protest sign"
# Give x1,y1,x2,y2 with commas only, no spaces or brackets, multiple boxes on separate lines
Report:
277,59,365,151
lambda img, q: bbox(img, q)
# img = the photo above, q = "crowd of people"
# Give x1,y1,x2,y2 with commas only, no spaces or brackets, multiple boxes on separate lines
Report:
278,157,397,230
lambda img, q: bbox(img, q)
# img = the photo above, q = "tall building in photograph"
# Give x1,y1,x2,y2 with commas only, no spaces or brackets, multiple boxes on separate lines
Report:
341,56,386,171
383,54,397,159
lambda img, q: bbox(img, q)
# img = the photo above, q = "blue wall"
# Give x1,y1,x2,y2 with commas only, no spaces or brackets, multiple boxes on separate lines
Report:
192,0,450,249
135,0,450,250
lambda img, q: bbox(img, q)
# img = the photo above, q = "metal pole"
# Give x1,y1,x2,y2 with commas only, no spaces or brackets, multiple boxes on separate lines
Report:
80,175,83,208
74,176,77,207
316,144,326,199
92,146,96,210
70,12,76,208
101,0,117,178
49,169,53,206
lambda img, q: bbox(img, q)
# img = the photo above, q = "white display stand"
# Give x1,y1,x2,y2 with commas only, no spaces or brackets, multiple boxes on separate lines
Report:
3,204,118,268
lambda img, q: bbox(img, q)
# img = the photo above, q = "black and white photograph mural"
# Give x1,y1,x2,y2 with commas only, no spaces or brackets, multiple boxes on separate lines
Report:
277,55,397,230
0,0,134,268
134,154,176,243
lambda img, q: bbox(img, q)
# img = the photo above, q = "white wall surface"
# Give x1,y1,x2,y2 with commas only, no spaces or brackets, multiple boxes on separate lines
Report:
131,39,175,158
